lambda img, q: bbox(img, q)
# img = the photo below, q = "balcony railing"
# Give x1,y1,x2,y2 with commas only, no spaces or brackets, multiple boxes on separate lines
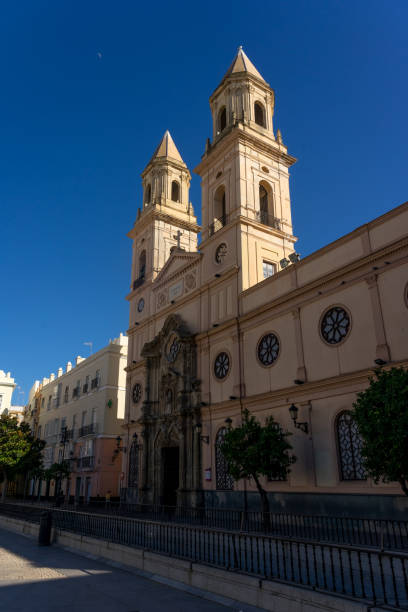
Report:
133,276,145,290
255,210,281,230
72,388,80,399
91,378,99,390
209,215,227,237
77,455,94,470
78,423,98,438
82,383,88,393
59,428,74,443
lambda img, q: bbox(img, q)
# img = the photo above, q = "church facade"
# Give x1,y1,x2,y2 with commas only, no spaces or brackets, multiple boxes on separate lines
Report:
122,48,408,517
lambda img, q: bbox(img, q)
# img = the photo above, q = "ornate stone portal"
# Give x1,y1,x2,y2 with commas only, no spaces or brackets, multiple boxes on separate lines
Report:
138,314,202,507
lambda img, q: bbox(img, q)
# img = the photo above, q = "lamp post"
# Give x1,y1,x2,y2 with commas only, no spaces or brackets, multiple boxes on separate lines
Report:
288,404,309,434
194,422,209,444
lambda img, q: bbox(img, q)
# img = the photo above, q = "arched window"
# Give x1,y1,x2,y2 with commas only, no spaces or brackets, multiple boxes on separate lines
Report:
254,102,266,127
259,181,274,225
144,184,151,205
336,411,367,481
139,250,146,280
213,185,226,232
128,436,139,489
218,107,227,133
215,427,233,490
171,181,180,202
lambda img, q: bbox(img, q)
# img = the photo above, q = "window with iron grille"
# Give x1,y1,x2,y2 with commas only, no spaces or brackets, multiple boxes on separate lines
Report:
128,437,139,489
336,411,367,481
215,427,233,490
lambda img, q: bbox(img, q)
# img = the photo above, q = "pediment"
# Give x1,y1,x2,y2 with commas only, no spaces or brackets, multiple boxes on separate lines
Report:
154,249,201,286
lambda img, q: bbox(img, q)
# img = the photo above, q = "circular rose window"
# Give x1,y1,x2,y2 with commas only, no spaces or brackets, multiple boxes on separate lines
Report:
132,383,142,404
320,306,351,345
257,333,280,366
214,352,230,379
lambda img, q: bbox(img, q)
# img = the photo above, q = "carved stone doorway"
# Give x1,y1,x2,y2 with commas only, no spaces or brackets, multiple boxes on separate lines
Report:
161,447,179,506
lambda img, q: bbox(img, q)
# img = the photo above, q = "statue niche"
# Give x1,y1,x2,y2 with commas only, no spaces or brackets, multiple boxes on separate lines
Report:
138,314,202,507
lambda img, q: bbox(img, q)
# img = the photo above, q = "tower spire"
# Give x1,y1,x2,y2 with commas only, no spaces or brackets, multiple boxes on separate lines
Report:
148,130,185,166
219,46,266,88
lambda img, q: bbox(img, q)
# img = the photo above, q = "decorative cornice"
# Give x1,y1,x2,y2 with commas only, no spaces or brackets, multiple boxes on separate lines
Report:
128,206,200,239
201,360,408,415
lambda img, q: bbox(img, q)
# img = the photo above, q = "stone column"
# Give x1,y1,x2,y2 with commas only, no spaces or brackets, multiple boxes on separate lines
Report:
292,308,307,382
231,328,245,398
365,274,391,362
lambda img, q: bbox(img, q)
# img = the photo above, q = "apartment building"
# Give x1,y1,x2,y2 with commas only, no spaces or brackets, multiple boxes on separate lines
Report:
27,333,127,501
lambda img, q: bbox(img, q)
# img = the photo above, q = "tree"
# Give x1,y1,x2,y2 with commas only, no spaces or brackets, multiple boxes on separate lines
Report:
0,415,45,501
221,409,296,525
352,367,408,497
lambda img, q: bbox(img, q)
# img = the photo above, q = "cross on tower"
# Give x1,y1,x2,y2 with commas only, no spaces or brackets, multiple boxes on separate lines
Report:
173,230,182,249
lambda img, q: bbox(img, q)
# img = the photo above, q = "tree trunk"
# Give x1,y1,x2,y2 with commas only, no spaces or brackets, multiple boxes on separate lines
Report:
253,475,270,531
399,479,408,497
1,471,8,502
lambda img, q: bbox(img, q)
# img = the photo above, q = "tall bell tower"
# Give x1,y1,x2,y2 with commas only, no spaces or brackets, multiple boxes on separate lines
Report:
194,47,297,292
128,130,200,292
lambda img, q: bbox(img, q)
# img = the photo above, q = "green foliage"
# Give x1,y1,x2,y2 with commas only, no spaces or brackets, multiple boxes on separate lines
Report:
352,367,408,496
45,461,71,482
0,415,45,498
221,409,295,518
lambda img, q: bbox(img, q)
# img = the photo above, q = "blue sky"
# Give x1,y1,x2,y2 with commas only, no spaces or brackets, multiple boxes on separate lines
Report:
1,0,407,403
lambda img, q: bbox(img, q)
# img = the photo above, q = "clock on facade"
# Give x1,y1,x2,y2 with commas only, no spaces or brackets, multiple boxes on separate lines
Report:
137,298,145,312
132,383,142,404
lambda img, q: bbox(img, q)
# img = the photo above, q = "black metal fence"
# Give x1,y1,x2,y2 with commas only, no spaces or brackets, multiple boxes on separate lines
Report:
1,502,408,609
51,509,408,609
4,498,408,550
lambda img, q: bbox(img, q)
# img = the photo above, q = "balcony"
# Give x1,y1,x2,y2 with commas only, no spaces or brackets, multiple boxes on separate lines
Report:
209,215,227,237
91,378,99,390
133,276,145,290
72,387,80,399
59,427,74,443
82,383,88,393
77,455,94,470
78,423,98,438
255,210,281,230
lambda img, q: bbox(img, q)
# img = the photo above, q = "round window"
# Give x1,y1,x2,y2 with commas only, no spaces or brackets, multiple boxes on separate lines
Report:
320,306,351,345
214,352,230,379
257,333,280,366
132,383,142,404
137,298,145,312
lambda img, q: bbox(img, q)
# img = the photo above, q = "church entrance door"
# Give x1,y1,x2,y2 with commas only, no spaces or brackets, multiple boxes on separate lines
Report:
161,447,179,507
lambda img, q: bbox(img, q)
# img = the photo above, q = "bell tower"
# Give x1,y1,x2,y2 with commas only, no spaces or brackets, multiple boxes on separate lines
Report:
194,47,297,292
128,130,200,292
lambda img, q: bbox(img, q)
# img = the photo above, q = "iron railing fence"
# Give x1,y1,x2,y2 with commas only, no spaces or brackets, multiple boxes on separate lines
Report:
83,502,408,551
51,509,408,609
4,498,408,551
1,502,408,608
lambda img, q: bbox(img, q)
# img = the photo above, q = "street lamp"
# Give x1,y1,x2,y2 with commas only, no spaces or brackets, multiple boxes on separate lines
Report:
225,417,232,429
288,404,309,434
194,422,209,444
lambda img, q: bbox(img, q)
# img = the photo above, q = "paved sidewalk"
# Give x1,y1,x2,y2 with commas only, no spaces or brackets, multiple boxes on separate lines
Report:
0,528,264,612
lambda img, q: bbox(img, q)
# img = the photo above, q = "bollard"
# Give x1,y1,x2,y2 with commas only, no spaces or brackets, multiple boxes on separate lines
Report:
38,511,52,546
